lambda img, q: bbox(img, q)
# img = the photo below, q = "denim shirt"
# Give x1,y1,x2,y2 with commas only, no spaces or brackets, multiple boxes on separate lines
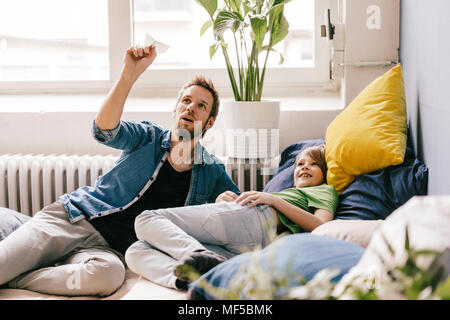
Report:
61,120,240,223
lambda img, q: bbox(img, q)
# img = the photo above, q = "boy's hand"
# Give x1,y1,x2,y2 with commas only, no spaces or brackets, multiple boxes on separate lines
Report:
235,191,277,208
122,45,157,83
215,191,239,203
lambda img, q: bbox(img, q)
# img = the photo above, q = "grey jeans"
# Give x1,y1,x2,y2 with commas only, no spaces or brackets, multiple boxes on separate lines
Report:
0,200,126,296
125,201,278,289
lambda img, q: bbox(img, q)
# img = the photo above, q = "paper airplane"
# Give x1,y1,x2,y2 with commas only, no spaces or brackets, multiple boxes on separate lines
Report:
145,33,169,54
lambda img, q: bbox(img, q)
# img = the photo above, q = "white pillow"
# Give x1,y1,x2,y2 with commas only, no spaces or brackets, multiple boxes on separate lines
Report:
333,196,450,297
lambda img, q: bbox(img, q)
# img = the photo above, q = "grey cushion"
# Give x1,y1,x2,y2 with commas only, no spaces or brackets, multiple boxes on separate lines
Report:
0,207,30,241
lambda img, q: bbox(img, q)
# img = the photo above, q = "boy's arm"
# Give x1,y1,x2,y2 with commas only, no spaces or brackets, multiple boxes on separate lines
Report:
271,198,333,232
236,191,333,232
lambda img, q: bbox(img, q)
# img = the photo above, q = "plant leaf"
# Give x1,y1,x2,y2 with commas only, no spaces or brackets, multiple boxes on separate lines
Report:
380,231,396,257
267,0,292,15
272,0,293,6
214,10,244,39
243,1,254,16
250,14,267,51
195,0,218,19
269,8,289,46
404,224,410,251
255,0,265,13
227,0,242,13
414,249,444,256
429,266,444,290
261,46,284,65
200,20,213,36
278,52,285,65
436,276,450,299
219,41,228,50
209,43,219,59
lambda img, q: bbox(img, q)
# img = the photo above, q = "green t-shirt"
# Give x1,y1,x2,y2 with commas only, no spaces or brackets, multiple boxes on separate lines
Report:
271,184,339,234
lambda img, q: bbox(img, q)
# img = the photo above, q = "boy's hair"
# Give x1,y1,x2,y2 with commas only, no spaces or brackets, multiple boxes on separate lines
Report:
295,144,328,179
176,75,220,119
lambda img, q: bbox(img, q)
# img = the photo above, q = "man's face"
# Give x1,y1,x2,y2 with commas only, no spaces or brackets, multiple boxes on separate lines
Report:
173,85,215,139
293,153,325,188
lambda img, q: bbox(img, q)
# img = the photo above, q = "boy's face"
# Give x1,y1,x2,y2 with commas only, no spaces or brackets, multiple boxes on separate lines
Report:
293,153,325,188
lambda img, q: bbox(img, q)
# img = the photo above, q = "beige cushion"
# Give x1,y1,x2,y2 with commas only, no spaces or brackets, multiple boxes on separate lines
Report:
312,219,384,248
0,268,186,300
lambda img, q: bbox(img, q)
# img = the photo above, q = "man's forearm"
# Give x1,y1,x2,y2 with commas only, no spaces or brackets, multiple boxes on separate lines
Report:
96,71,135,130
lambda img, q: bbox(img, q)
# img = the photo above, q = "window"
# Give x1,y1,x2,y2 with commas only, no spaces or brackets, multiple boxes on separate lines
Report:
133,0,315,69
0,0,331,94
0,0,109,81
131,0,331,94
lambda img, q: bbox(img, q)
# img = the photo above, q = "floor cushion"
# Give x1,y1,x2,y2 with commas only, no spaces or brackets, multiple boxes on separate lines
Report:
188,233,364,300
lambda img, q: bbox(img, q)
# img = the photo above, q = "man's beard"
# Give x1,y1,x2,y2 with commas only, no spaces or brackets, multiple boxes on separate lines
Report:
175,119,208,141
171,120,209,166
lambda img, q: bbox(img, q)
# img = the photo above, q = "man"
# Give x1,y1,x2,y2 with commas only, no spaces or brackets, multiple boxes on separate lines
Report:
0,44,239,296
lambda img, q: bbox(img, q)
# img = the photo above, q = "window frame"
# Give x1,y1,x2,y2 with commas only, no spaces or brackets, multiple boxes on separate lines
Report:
0,0,333,96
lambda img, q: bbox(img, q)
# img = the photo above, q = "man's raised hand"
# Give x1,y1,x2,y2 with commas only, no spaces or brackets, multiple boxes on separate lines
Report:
122,45,157,83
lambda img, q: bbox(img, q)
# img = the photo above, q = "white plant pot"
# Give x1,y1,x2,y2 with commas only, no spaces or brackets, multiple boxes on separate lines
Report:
221,100,280,159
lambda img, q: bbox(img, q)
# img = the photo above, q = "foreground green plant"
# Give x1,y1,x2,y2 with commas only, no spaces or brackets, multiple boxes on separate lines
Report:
337,226,450,300
195,0,291,101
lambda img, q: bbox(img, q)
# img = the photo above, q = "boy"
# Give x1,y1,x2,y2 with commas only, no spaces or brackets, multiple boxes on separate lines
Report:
126,145,339,290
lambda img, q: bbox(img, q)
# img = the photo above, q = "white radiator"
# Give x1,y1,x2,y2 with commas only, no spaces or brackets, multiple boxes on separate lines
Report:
0,154,278,217
0,154,118,217
222,156,278,193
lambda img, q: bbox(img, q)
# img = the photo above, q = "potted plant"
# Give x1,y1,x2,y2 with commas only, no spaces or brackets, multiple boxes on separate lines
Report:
195,0,291,158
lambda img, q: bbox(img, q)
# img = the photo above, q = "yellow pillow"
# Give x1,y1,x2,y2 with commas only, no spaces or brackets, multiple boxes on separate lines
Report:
325,64,407,194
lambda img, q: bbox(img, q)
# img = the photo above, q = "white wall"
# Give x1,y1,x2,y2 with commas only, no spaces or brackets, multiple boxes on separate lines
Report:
400,0,450,195
0,95,341,157
341,0,400,105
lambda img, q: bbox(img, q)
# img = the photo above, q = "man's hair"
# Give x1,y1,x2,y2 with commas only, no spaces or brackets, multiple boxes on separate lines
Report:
176,75,220,119
295,144,328,179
